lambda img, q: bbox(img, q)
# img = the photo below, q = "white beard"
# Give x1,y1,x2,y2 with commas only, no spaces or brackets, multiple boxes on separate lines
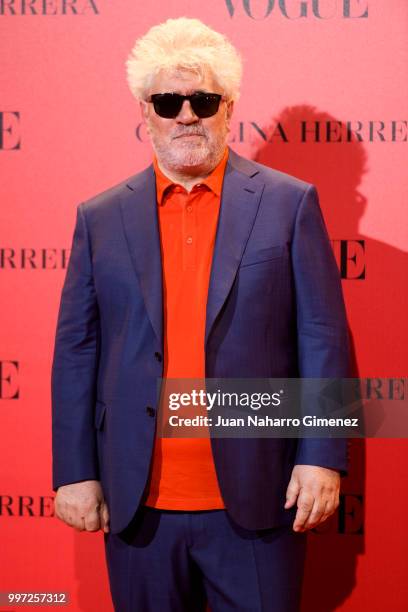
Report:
148,120,229,175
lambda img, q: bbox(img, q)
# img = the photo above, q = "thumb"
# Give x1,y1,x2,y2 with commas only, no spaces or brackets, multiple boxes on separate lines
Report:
284,478,300,509
100,500,110,533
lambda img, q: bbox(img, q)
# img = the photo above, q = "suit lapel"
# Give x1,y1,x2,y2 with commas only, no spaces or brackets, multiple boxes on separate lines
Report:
119,148,265,350
120,165,163,346
204,150,265,346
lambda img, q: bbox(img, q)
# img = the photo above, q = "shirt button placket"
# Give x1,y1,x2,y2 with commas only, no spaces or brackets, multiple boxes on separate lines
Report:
184,194,196,271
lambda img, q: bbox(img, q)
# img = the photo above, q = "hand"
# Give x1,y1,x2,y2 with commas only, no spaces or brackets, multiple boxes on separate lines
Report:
284,464,340,532
54,480,110,533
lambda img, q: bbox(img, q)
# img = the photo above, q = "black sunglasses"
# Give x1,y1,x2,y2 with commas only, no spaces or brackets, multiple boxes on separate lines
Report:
148,92,223,119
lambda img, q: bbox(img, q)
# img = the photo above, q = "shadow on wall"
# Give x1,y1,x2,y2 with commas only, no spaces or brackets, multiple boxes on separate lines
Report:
253,104,407,611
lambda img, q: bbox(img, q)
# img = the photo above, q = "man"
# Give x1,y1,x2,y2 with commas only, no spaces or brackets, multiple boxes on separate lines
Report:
51,17,350,612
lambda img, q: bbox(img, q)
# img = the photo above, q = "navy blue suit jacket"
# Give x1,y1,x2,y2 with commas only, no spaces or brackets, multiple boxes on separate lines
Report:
51,147,350,534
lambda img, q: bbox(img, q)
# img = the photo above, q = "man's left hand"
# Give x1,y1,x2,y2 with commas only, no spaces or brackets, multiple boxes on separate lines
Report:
284,464,340,532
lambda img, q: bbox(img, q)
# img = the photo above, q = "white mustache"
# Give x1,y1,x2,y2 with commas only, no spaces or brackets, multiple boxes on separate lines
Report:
173,131,206,139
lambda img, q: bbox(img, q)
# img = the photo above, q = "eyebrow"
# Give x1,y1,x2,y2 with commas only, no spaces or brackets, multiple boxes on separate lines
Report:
165,89,210,95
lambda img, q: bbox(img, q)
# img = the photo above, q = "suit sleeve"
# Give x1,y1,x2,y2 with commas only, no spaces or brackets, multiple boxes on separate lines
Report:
291,184,351,475
51,203,101,491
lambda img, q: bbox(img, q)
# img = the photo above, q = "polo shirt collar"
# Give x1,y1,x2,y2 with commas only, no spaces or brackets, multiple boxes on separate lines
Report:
153,146,229,204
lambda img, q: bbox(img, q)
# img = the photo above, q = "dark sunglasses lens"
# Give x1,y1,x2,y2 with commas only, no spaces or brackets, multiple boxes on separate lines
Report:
152,94,183,118
191,94,221,118
151,93,222,118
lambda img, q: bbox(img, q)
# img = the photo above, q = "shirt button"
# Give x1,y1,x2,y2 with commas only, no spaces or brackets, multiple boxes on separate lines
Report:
186,236,193,244
154,351,162,362
186,205,193,212
146,406,156,417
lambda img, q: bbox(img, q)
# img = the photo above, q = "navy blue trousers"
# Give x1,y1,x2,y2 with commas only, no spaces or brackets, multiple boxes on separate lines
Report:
104,507,307,612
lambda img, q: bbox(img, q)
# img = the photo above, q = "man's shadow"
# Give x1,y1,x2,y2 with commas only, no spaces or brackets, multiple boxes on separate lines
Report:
251,104,407,611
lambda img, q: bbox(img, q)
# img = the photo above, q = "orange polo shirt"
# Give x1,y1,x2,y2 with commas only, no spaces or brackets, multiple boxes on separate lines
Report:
144,148,229,510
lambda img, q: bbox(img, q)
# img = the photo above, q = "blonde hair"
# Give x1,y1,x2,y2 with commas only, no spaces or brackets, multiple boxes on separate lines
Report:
125,17,243,102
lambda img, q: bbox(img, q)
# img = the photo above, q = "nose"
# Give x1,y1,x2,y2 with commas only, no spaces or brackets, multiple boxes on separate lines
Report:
176,99,199,124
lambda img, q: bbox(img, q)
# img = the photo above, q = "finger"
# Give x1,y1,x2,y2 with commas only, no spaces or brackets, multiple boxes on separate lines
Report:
318,502,333,526
66,513,85,531
100,502,110,533
319,496,339,524
293,492,314,532
84,507,102,532
302,498,327,530
73,516,86,532
285,479,300,509
55,499,76,526
63,502,88,531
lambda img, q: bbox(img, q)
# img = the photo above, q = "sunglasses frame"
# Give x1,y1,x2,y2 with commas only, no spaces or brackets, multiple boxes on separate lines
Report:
147,91,224,119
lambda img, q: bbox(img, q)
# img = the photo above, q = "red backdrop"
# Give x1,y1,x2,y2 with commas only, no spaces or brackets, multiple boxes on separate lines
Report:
1,1,407,610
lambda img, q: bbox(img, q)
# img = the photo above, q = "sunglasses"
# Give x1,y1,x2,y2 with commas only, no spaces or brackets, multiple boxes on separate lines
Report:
148,92,223,119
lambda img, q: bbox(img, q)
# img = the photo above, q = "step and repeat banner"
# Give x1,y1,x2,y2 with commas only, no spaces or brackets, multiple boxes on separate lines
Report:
1,1,407,611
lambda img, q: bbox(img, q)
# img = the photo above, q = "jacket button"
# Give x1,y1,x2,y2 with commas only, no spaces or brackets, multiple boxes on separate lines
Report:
154,351,162,362
146,406,156,417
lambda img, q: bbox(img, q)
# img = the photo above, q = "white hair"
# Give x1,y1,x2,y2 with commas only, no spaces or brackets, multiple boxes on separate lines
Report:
125,17,243,102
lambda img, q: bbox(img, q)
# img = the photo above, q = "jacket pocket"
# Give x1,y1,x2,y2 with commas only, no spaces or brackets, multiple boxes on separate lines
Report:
94,399,107,431
240,245,285,268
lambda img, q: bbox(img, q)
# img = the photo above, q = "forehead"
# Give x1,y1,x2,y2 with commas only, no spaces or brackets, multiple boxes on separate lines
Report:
150,67,218,95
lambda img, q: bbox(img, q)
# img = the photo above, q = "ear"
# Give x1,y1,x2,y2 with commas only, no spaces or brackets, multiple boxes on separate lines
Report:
226,99,234,123
139,99,149,121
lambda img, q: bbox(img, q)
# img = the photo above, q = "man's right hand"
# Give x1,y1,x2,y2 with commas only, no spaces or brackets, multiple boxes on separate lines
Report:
54,480,110,533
